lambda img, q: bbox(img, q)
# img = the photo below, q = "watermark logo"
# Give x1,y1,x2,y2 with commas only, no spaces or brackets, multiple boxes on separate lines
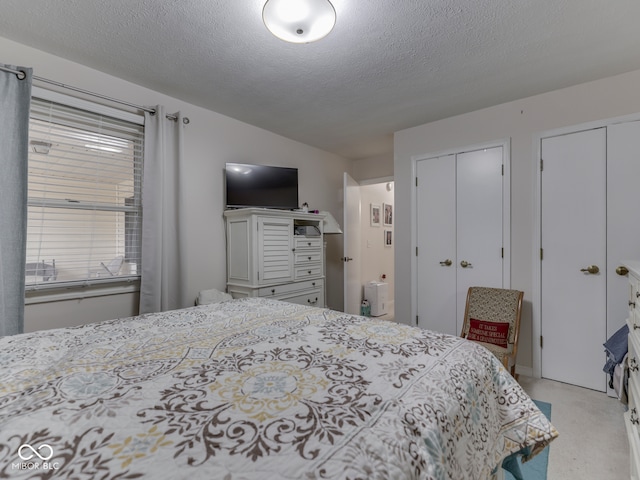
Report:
18,444,54,461
12,444,59,471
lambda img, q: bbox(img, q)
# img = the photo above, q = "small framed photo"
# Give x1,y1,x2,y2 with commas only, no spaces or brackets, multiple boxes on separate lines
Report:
383,203,393,226
370,203,381,227
384,230,393,247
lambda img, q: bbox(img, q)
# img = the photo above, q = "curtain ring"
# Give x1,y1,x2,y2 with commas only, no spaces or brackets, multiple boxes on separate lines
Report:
16,70,26,80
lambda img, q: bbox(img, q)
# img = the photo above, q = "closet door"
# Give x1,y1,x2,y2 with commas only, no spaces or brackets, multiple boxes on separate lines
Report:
416,147,504,335
607,121,640,342
416,155,457,335
541,128,607,391
456,147,504,327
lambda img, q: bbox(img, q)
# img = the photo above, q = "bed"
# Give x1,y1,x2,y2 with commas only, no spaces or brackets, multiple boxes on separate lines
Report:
0,298,557,479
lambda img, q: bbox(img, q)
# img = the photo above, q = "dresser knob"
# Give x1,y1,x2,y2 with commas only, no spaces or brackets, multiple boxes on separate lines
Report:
634,324,640,330
632,408,640,425
271,289,276,294
630,358,639,372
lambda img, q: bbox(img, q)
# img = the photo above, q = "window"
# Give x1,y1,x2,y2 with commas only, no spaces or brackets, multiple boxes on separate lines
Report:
26,91,144,290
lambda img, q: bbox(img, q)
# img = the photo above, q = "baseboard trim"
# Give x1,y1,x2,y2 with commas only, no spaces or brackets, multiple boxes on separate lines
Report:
515,365,533,378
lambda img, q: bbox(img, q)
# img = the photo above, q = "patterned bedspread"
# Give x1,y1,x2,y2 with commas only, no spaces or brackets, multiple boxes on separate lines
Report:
0,298,557,479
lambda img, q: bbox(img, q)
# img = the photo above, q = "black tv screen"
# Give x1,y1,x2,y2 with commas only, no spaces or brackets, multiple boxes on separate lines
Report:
225,163,299,210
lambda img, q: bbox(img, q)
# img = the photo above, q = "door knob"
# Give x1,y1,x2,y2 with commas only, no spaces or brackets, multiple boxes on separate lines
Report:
460,260,472,268
580,265,600,274
439,259,452,266
616,266,629,276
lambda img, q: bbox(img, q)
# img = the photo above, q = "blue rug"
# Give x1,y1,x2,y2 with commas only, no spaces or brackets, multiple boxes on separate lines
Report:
504,400,552,480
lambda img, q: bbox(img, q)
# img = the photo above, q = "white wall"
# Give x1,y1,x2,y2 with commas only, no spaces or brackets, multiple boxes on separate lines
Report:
0,36,351,331
351,153,393,182
394,68,640,369
360,182,394,305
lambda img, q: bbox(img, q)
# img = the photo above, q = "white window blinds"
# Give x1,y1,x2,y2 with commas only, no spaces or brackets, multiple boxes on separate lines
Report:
26,95,144,289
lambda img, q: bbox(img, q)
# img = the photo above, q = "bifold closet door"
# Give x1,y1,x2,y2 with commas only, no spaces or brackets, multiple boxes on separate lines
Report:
455,147,504,327
416,154,457,335
416,147,503,335
541,121,640,392
541,128,607,391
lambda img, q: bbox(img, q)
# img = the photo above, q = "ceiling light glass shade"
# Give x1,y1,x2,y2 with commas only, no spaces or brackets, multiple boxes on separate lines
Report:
263,0,336,44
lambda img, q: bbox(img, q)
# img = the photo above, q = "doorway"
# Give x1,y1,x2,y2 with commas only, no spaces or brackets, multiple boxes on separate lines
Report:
413,140,510,334
535,117,640,392
343,174,395,318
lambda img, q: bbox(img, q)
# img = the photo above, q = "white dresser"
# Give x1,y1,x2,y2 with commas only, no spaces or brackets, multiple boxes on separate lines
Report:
624,261,640,479
223,208,325,307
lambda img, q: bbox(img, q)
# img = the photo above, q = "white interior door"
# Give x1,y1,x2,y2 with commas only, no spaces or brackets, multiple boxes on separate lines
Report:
607,121,640,339
416,145,505,335
416,155,457,334
456,147,504,331
343,172,361,315
541,128,607,391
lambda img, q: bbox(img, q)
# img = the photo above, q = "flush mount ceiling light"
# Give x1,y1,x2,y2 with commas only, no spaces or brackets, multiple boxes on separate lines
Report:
263,0,336,44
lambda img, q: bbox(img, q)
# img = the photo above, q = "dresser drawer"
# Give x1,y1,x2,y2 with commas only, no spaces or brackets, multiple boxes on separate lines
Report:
629,330,640,406
630,274,640,311
294,251,322,265
631,311,640,333
626,409,640,480
257,279,323,297
294,236,322,250
278,289,324,308
294,265,322,280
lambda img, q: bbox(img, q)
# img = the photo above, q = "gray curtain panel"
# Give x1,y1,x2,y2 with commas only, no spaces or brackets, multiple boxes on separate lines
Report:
139,106,186,314
0,65,32,336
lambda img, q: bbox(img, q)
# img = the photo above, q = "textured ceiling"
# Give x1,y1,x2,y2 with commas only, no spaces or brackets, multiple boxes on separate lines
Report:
1,0,639,160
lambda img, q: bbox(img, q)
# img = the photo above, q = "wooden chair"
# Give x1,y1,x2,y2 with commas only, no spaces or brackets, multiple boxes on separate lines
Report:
460,286,524,378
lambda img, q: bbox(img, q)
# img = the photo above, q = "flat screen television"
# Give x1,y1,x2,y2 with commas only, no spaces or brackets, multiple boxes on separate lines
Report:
225,163,299,210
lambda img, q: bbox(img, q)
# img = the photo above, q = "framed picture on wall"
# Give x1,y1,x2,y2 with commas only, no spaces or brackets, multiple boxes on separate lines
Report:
384,230,393,247
383,203,393,226
371,203,381,227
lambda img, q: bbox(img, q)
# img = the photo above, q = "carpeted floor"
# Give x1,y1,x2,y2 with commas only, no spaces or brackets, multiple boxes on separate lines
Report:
504,400,551,480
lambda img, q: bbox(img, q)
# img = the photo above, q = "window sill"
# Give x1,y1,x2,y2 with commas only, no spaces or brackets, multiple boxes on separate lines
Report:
25,278,140,305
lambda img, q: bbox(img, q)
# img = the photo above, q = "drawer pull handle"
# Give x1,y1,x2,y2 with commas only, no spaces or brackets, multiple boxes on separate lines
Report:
632,408,639,425
636,291,640,299
307,297,318,304
634,324,640,330
630,301,636,308
630,358,639,372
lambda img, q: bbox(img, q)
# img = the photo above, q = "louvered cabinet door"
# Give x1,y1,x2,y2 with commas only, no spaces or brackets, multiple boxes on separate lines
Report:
257,216,294,284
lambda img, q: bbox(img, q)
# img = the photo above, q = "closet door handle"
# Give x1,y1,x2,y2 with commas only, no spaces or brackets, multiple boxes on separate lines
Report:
616,266,629,276
439,259,452,266
460,260,472,268
580,265,599,274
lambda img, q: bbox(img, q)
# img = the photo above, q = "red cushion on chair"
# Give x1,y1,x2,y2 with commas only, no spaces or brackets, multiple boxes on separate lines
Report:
467,318,509,348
